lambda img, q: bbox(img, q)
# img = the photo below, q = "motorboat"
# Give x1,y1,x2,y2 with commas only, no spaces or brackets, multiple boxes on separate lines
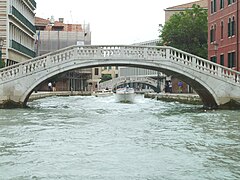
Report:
115,86,135,103
93,89,113,97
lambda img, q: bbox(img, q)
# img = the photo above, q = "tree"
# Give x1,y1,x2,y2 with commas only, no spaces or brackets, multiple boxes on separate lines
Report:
159,4,208,59
100,74,112,83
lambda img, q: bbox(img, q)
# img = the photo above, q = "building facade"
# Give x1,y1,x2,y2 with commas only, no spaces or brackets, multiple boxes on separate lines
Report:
208,0,240,71
0,0,36,66
164,0,208,22
35,16,91,55
35,17,94,92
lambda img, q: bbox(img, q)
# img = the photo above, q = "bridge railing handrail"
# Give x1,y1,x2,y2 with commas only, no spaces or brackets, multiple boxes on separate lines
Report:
168,46,240,84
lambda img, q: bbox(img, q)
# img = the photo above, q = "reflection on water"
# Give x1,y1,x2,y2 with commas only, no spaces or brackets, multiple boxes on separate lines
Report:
0,95,239,179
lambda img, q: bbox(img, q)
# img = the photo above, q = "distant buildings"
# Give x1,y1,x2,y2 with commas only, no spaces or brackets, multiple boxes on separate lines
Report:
35,16,91,56
35,16,95,91
208,0,240,71
164,0,208,22
0,0,36,66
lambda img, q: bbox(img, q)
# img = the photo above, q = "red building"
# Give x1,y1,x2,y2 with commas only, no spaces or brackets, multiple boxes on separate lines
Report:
208,0,240,71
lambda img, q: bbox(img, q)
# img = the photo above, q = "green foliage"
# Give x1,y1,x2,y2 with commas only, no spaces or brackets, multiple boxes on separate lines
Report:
100,74,112,82
0,50,4,68
0,61,5,68
159,4,208,59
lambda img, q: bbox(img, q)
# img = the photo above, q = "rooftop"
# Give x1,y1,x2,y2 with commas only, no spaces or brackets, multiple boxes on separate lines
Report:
165,0,208,10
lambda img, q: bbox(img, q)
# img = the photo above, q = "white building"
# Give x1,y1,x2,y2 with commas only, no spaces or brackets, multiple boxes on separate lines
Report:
0,0,36,66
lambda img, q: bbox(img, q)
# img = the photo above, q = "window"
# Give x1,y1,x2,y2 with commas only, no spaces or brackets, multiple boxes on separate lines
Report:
94,68,99,75
228,17,235,37
220,54,224,66
220,0,224,9
221,21,224,39
228,18,231,37
213,0,217,12
214,24,217,41
211,0,217,13
210,25,214,42
228,52,235,68
232,17,235,36
211,1,214,13
228,0,236,5
211,56,217,63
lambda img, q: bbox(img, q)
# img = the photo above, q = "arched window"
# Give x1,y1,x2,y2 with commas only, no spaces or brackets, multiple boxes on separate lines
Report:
231,16,235,36
228,18,231,37
220,0,224,9
210,25,214,42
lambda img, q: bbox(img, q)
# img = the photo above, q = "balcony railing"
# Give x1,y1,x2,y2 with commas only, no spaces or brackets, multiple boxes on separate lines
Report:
11,40,36,58
11,6,36,33
29,0,36,8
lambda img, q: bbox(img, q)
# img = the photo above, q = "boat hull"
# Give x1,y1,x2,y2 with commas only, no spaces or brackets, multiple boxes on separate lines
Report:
115,88,135,103
93,89,113,97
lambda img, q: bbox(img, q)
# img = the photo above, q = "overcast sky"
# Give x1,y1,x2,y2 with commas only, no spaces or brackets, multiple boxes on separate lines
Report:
35,0,194,45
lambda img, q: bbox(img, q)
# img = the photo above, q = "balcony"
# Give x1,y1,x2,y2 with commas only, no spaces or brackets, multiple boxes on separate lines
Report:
29,0,36,8
11,40,36,58
11,6,36,33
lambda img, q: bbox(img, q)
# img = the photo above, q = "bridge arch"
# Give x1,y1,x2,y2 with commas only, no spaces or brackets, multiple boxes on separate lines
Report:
0,45,240,109
99,76,159,91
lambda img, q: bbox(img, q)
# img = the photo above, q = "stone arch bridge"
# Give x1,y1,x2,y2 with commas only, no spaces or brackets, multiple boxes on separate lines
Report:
0,45,240,109
99,76,159,90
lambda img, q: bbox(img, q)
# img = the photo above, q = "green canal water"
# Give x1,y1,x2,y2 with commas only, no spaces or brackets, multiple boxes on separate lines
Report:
0,95,239,179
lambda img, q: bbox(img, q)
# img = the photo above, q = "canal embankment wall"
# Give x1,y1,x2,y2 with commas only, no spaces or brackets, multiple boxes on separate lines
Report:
144,93,202,105
30,91,202,105
29,91,91,101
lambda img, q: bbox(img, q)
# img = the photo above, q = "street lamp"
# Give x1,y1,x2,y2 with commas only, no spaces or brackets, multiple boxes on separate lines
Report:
0,38,4,68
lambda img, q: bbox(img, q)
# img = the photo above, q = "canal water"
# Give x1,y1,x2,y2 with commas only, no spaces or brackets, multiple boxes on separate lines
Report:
0,95,239,180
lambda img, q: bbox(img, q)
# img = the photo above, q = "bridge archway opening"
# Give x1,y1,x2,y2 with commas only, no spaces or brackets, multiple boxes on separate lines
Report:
22,62,217,109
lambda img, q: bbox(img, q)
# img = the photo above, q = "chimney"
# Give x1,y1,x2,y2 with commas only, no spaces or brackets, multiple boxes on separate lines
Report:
59,18,64,23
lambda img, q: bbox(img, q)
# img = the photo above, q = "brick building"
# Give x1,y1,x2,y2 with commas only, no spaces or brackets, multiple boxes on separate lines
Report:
208,0,240,71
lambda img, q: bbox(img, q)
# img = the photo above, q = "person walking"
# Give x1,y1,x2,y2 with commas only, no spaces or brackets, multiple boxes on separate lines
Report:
178,81,183,93
169,81,172,93
48,82,52,91
52,81,56,91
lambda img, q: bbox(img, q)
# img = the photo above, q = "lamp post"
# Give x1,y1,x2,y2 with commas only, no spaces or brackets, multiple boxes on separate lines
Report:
0,38,4,68
214,42,218,55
